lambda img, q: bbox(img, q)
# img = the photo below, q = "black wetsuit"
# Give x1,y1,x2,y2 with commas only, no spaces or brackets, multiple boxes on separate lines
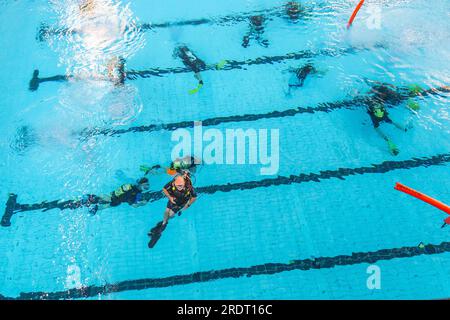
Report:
110,184,142,207
371,85,404,105
286,2,301,21
242,16,268,48
290,64,316,87
164,180,197,213
176,46,206,73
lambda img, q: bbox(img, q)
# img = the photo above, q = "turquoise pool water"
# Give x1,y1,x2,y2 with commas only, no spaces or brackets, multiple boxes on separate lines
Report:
0,0,449,300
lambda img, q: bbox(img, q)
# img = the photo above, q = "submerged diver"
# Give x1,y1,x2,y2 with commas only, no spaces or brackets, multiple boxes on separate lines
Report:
148,174,197,248
242,15,269,48
140,155,200,176
174,45,206,94
367,102,408,156
286,63,326,95
365,82,422,155
285,1,304,22
82,177,150,215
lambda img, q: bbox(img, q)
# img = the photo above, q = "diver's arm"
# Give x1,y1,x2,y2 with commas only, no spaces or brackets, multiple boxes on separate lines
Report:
183,197,197,210
392,121,407,132
374,127,389,141
163,188,176,204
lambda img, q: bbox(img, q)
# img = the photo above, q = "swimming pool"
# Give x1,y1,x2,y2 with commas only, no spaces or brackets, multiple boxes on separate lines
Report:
0,0,449,300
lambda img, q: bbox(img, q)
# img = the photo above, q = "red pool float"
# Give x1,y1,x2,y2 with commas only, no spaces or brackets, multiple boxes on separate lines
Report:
395,182,450,228
347,0,365,29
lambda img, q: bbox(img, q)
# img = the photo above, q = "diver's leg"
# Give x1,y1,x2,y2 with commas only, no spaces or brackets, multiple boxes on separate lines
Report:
162,208,176,225
194,72,203,85
374,127,389,141
392,120,407,132
299,77,305,87
375,127,399,155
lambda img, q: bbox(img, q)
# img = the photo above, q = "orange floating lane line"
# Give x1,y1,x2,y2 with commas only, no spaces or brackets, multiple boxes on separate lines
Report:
347,0,365,29
395,182,450,226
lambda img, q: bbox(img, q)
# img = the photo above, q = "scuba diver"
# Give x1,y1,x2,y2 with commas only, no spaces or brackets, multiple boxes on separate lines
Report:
81,177,150,215
286,63,326,95
242,15,269,48
140,155,200,176
107,56,126,86
174,45,206,94
365,81,423,156
367,102,407,156
285,1,304,22
148,174,197,248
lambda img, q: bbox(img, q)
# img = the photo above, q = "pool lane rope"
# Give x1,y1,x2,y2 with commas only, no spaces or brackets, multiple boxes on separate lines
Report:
395,183,450,228
347,0,365,29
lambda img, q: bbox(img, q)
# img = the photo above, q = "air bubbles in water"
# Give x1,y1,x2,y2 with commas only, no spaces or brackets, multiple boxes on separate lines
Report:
49,0,145,78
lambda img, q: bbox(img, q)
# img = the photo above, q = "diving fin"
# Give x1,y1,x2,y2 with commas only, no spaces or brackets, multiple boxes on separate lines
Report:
387,139,399,156
216,60,228,70
188,82,203,95
408,84,423,96
148,221,167,248
407,99,420,111
140,164,162,175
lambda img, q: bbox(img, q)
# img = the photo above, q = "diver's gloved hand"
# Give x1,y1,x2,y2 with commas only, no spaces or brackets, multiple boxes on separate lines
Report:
387,139,399,156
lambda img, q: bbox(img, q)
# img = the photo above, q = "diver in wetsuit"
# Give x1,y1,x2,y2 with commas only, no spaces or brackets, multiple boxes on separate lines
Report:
367,102,408,156
286,63,324,95
174,45,206,93
242,15,269,48
140,155,200,176
85,177,150,215
148,174,197,248
285,1,304,22
365,82,422,156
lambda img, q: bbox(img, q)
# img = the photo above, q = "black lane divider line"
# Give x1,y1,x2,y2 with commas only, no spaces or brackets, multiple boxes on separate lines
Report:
36,3,331,42
79,85,450,139
2,240,450,300
29,46,372,91
3,153,450,227
37,7,280,41
1,194,17,227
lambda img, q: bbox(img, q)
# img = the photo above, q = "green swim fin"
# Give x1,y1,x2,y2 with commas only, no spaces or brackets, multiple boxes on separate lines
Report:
387,139,399,156
140,165,151,175
407,99,420,111
188,82,203,94
408,84,423,96
216,60,228,70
